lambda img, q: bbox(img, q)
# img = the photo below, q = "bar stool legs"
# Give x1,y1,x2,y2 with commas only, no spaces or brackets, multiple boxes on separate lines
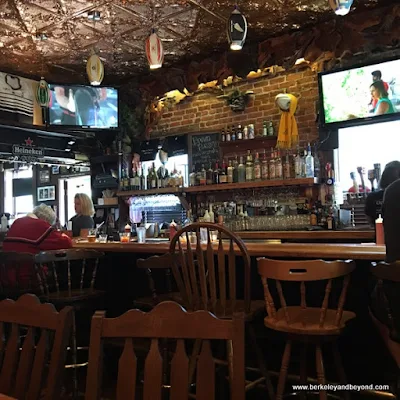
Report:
316,343,327,400
299,343,307,400
277,340,292,400
332,341,350,400
71,313,79,399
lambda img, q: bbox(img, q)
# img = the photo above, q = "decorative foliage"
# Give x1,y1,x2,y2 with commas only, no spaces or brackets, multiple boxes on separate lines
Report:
218,89,254,112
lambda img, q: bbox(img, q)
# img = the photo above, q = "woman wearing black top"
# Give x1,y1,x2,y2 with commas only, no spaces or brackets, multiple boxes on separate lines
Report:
365,161,400,224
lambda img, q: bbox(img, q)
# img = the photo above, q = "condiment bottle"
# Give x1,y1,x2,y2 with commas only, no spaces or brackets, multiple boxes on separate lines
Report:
124,224,131,233
1,214,7,232
375,214,384,245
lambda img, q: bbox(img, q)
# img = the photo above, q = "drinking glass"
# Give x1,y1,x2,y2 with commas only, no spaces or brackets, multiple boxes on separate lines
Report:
88,228,97,243
137,227,146,244
120,232,131,243
98,234,108,243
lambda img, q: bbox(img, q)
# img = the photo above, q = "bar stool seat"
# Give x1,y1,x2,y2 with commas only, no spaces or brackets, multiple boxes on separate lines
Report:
265,306,355,336
210,299,266,321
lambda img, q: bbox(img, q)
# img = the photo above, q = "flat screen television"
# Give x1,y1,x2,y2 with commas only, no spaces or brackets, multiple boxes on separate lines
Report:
318,57,400,128
13,178,33,197
48,84,118,129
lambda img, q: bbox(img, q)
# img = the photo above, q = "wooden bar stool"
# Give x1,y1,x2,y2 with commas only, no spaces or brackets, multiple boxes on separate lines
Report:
170,222,274,397
257,258,356,400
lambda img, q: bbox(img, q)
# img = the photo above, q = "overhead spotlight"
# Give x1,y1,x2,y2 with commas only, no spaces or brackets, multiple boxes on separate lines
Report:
68,140,76,145
329,0,353,16
88,10,101,21
34,33,48,41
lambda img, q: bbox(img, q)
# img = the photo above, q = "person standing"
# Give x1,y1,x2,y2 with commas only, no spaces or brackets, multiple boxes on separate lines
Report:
370,80,395,116
70,193,95,237
365,161,400,225
370,70,390,112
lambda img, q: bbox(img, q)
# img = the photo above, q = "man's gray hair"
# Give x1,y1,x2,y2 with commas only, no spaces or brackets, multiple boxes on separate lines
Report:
32,204,56,226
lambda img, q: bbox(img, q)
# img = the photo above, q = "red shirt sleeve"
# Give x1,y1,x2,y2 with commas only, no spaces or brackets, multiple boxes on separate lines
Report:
384,81,389,91
38,230,73,252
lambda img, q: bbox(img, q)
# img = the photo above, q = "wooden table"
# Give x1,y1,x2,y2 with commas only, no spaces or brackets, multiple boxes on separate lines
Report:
73,241,386,260
0,395,16,400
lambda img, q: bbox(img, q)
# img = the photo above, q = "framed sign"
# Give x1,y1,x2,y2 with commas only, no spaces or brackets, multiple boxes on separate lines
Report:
39,169,50,183
37,185,55,202
189,132,221,171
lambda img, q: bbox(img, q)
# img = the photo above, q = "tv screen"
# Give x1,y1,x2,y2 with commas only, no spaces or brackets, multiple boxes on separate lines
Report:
319,58,400,127
48,85,118,129
13,178,33,197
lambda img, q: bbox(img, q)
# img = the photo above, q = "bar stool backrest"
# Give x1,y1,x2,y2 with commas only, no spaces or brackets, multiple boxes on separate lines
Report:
85,301,245,400
34,249,104,299
371,261,400,341
0,252,40,298
169,222,251,316
257,258,356,328
0,293,73,400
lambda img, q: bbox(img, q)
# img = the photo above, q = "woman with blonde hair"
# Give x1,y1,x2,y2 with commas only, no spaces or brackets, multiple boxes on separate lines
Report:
70,193,94,237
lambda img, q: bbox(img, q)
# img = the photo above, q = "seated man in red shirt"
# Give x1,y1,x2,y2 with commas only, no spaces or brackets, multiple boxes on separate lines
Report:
3,204,72,287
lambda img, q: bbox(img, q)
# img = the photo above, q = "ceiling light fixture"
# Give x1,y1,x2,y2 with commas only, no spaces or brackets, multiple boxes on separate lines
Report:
88,10,101,21
329,0,353,16
36,78,50,108
227,5,247,51
145,29,164,70
86,53,104,85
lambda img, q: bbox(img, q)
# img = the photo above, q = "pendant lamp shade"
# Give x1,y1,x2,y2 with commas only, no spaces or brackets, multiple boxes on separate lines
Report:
36,78,50,108
329,0,353,16
145,30,164,69
227,6,247,51
86,53,104,86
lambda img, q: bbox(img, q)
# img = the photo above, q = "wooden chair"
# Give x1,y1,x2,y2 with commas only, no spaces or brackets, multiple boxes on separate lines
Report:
0,293,73,400
370,262,400,396
0,252,40,299
135,253,182,311
169,222,274,397
34,249,105,398
85,301,245,400
257,258,356,400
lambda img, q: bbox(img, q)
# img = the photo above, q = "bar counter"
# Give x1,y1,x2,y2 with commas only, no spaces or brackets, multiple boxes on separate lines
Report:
73,240,385,260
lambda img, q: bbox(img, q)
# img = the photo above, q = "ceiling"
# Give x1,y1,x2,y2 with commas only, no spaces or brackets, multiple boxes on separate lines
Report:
0,0,396,83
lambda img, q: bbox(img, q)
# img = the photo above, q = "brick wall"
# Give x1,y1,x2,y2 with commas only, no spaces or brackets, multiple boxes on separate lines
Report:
152,67,319,145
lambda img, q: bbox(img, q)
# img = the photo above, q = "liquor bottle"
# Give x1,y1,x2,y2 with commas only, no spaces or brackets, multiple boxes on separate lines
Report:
237,124,243,140
269,148,276,180
261,150,269,180
213,161,220,184
238,156,246,183
221,127,226,142
313,144,320,180
206,163,214,185
302,148,308,178
151,162,157,188
305,143,315,178
254,152,261,181
208,204,215,223
200,164,207,185
231,125,236,141
227,159,234,184
226,126,231,142
248,124,255,139
133,168,140,190
268,121,274,136
219,160,228,184
120,169,126,191
245,150,254,181
243,125,249,140
129,168,135,190
232,156,239,183
275,150,283,179
189,166,197,186
294,147,302,178
140,166,146,190
123,169,129,191
262,121,268,137
283,153,291,180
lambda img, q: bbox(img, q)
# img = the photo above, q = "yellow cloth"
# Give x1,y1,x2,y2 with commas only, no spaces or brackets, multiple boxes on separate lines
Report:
276,94,299,149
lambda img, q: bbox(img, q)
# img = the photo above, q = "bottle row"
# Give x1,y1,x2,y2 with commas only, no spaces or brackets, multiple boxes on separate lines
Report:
189,143,317,186
220,121,275,142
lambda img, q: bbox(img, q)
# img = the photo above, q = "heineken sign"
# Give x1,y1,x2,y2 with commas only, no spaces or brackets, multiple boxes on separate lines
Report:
12,137,44,163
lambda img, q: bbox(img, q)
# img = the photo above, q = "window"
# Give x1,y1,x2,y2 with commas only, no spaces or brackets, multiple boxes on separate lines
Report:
4,166,34,221
337,120,400,193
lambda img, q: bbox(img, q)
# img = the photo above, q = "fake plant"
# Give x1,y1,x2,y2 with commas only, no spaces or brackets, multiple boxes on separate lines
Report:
219,89,254,112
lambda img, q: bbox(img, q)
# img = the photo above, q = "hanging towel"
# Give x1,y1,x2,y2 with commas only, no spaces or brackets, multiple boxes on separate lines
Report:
275,93,299,149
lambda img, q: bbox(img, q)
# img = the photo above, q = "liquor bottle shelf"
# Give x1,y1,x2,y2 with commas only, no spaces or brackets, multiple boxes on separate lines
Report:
220,135,277,154
116,178,317,197
184,178,317,193
116,186,183,197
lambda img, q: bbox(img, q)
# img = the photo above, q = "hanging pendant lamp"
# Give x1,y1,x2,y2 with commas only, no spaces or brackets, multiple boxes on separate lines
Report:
86,53,104,86
36,77,50,108
329,0,353,16
145,29,164,70
227,5,247,51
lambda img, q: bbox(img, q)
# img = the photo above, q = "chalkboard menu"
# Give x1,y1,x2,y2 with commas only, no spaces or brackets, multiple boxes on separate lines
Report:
189,132,220,170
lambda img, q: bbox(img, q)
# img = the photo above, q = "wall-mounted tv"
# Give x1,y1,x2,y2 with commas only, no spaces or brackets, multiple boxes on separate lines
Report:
318,58,400,128
48,84,118,129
